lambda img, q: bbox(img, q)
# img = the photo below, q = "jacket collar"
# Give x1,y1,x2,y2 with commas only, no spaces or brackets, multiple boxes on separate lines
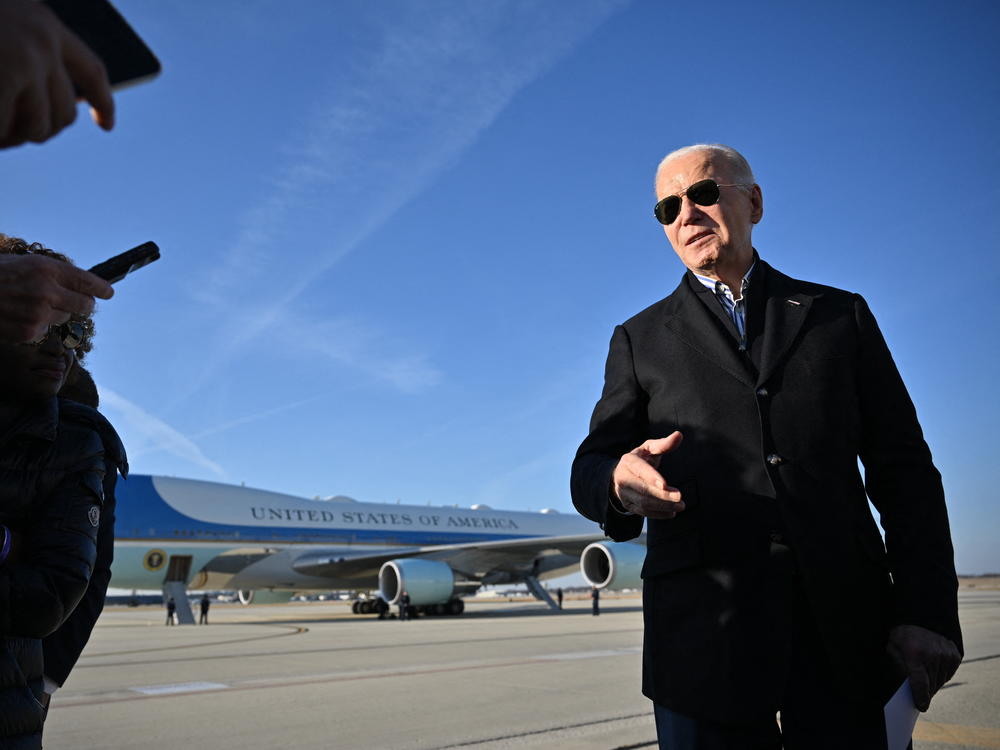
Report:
661,275,756,387
661,258,819,388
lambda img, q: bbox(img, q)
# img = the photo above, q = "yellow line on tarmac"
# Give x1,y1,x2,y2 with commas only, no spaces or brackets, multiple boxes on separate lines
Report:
915,720,1000,748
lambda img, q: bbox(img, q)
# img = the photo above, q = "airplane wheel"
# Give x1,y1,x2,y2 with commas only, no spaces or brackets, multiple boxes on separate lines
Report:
360,601,373,614
352,601,361,614
446,599,464,615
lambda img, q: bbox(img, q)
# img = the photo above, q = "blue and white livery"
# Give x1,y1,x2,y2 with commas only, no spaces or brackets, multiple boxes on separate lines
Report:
111,475,644,614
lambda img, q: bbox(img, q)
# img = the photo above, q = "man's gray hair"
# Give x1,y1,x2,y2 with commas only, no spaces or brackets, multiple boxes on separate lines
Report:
654,143,755,190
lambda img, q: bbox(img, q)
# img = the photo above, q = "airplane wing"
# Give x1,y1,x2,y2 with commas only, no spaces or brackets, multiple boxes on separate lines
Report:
290,533,608,582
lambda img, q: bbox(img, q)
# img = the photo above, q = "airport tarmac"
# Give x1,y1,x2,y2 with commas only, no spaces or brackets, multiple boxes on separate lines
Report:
43,590,1000,750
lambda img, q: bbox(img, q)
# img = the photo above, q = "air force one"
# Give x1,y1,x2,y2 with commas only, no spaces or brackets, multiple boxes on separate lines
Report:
109,475,645,616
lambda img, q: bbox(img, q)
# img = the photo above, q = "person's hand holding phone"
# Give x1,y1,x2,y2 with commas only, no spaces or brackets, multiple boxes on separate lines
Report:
0,0,114,148
0,253,113,343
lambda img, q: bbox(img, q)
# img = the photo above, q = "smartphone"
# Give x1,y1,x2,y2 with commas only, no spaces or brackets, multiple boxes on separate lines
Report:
42,0,161,91
88,241,160,284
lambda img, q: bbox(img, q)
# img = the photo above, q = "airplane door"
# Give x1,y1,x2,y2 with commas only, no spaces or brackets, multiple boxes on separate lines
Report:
164,554,193,584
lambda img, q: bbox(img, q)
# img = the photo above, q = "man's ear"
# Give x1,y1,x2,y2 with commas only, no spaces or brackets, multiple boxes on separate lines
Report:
750,184,764,224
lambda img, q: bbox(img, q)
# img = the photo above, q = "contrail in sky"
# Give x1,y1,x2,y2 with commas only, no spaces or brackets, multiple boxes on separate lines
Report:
174,0,630,406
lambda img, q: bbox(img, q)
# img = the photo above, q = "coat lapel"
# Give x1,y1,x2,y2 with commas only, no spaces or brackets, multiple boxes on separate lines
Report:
756,264,817,387
662,277,756,388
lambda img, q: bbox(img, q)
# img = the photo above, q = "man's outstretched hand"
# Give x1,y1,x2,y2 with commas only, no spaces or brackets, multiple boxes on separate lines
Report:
611,432,685,519
0,0,115,148
888,624,962,711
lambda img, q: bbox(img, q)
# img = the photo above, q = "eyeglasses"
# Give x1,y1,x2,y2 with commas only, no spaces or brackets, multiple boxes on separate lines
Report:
653,179,751,225
28,321,86,350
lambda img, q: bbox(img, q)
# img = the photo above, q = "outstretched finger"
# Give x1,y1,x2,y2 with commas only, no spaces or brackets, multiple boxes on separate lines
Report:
61,28,114,130
622,457,679,498
56,263,114,300
47,63,77,135
618,483,682,518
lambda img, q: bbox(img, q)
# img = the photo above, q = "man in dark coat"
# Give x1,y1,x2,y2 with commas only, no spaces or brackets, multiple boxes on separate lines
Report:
199,594,210,625
399,591,411,621
570,144,961,749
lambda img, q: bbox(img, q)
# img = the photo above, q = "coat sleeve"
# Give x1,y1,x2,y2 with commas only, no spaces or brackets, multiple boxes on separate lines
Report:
854,295,962,651
571,324,646,542
0,443,104,639
42,468,118,686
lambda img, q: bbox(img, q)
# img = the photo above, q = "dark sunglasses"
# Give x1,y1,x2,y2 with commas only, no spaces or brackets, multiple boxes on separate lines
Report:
28,321,86,351
653,179,750,225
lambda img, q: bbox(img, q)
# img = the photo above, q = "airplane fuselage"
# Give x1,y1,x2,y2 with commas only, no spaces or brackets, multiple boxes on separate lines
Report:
111,475,595,591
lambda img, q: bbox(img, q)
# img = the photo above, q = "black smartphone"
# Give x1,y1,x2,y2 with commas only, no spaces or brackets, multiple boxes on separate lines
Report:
88,241,160,284
42,0,161,91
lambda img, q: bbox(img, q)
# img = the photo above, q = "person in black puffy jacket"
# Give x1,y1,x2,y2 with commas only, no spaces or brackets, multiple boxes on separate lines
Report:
0,236,125,749
43,365,126,707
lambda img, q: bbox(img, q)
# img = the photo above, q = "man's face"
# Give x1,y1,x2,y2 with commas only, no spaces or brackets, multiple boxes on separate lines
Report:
654,151,762,277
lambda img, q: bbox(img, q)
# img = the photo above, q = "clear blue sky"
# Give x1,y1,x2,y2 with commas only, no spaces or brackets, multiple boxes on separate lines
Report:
4,0,998,573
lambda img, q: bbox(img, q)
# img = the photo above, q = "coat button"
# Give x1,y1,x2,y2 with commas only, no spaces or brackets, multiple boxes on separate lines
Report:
766,453,784,466
756,387,769,397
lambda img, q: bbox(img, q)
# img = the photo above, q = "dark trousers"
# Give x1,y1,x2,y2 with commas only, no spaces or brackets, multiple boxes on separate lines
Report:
651,545,903,750
652,701,904,750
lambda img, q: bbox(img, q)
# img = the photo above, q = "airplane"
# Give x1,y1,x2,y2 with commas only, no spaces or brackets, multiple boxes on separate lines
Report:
109,474,645,620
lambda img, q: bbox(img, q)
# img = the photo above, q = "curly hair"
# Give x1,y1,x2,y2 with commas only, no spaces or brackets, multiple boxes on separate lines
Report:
0,233,96,360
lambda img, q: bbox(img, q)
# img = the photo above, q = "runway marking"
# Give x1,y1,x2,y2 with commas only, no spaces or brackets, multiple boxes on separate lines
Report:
76,627,637,670
428,711,652,749
914,720,1000,748
545,648,640,660
54,646,643,709
132,682,229,696
962,652,1000,664
82,624,308,659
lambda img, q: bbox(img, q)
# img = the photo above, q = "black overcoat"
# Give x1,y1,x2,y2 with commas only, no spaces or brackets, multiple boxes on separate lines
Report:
571,259,961,723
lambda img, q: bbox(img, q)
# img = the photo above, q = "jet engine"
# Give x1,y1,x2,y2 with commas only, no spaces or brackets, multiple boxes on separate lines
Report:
379,559,455,605
580,541,645,590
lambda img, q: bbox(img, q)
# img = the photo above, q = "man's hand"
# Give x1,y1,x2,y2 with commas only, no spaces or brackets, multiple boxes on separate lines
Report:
0,0,115,148
0,254,113,342
611,432,685,518
888,624,962,711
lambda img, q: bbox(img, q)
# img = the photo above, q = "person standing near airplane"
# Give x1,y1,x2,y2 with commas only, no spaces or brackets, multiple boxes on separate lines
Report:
590,586,599,616
199,594,210,625
571,144,962,748
0,240,117,749
165,597,176,626
399,591,411,621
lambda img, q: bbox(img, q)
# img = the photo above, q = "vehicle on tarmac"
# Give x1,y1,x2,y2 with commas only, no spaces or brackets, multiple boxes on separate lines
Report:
110,475,645,614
